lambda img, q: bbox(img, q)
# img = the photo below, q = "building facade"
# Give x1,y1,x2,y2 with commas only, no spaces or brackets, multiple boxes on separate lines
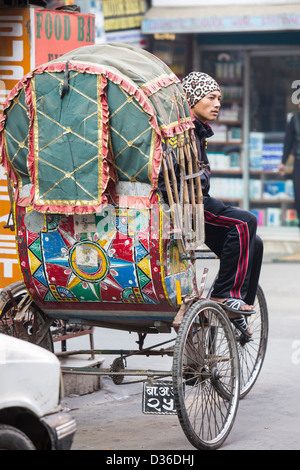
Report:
142,0,300,229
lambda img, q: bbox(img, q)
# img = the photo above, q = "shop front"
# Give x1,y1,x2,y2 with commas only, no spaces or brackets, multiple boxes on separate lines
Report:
142,3,300,230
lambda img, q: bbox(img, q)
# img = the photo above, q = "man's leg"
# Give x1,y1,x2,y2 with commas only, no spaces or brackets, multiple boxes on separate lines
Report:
203,197,261,302
243,235,263,306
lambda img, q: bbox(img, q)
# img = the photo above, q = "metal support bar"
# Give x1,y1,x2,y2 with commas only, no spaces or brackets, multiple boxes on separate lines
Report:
61,368,172,378
56,347,174,358
55,337,175,360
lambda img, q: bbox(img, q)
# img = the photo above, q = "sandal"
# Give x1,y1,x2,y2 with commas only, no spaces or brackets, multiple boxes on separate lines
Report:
230,316,253,345
218,298,255,316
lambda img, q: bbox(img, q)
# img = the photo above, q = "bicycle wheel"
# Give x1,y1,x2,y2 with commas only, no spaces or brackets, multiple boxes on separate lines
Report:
0,290,53,352
172,299,240,450
237,284,268,399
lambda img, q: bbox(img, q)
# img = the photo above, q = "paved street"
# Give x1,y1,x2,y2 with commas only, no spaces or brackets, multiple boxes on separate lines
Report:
61,260,300,451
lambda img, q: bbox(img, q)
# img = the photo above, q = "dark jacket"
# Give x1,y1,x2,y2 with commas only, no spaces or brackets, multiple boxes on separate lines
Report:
282,113,300,163
193,118,213,196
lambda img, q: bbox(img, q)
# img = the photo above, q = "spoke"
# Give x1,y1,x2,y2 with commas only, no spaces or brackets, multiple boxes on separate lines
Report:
175,304,239,448
237,286,268,398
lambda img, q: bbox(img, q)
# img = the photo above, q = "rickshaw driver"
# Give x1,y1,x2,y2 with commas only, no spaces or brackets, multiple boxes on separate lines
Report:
182,72,264,341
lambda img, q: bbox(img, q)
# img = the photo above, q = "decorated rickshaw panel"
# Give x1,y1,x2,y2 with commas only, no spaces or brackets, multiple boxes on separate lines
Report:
15,198,196,315
14,201,190,315
32,71,105,207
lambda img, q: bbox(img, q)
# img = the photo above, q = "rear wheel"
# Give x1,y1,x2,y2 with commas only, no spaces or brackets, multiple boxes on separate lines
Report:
0,291,53,351
238,284,268,399
172,300,240,450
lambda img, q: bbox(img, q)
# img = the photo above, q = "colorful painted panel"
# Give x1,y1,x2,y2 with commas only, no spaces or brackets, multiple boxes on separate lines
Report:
15,200,197,318
15,204,166,309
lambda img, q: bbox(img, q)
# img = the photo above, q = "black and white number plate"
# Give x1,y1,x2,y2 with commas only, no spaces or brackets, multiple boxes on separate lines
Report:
142,381,177,415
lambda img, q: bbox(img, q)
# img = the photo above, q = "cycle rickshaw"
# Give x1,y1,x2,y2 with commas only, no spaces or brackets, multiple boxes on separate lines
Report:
0,43,268,450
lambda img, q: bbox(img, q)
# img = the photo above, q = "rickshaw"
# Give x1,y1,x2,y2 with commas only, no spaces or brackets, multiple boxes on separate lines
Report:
0,43,268,450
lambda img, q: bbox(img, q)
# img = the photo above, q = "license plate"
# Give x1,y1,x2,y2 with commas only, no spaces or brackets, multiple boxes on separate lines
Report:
142,381,177,415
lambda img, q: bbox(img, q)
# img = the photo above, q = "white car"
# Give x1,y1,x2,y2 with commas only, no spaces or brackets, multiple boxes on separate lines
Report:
0,333,76,450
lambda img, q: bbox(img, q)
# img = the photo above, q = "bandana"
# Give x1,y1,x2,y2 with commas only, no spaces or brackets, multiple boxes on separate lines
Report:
182,72,221,108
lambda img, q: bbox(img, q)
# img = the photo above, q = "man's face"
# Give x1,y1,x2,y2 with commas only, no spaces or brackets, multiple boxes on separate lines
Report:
192,90,221,123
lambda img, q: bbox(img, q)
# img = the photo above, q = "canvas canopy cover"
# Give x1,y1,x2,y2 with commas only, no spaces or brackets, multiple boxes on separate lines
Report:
0,43,194,215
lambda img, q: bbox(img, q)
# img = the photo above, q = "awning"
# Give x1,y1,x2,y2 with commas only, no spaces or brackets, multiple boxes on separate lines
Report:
142,4,300,34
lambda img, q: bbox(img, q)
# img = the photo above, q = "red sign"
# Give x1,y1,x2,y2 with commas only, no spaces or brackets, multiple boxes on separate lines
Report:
33,9,95,66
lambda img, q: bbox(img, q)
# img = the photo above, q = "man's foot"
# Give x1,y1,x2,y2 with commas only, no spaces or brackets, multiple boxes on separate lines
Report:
210,297,255,316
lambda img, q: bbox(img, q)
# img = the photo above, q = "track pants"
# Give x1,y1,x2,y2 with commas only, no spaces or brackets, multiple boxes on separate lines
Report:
204,196,263,305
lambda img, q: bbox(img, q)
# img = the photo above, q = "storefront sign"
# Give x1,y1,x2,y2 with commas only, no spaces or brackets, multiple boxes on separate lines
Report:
0,9,31,105
103,0,145,32
143,11,300,34
33,9,95,65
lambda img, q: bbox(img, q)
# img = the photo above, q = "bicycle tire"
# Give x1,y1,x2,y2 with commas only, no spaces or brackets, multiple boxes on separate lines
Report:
172,299,240,450
238,284,269,399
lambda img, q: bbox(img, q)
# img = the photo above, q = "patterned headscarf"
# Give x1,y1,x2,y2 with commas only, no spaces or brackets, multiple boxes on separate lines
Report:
182,72,221,108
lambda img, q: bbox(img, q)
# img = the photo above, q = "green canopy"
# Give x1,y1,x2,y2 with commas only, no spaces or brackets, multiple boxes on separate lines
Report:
0,43,193,214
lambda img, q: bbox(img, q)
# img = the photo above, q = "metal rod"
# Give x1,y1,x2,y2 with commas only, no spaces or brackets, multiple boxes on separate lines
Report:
55,337,176,359
61,368,172,377
56,348,174,358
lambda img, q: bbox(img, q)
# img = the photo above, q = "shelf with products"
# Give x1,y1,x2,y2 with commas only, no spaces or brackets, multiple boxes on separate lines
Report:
210,101,243,146
249,176,296,226
248,131,298,226
208,94,243,175
247,51,300,228
209,173,243,206
201,51,245,205
200,47,300,228
207,135,243,204
208,144,243,205
250,201,297,227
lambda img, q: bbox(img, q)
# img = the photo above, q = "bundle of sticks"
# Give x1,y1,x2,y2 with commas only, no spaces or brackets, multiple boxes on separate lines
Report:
161,129,206,259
